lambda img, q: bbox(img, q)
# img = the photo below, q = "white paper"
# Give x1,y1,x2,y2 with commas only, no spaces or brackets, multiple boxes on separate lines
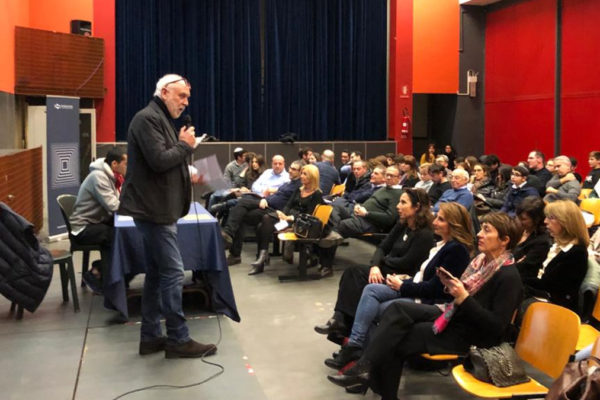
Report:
274,219,289,231
192,154,232,197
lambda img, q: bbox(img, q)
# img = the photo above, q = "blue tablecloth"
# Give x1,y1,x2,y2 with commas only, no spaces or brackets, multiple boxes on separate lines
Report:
104,203,240,322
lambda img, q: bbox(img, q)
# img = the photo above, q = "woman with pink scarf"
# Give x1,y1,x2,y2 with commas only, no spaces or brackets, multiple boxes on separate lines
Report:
327,212,524,399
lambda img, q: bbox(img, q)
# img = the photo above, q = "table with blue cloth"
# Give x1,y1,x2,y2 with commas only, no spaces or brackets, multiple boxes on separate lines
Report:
104,203,240,322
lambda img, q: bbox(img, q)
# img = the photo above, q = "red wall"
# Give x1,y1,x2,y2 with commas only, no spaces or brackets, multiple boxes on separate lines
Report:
485,0,556,166
561,0,600,178
93,0,116,143
389,0,413,154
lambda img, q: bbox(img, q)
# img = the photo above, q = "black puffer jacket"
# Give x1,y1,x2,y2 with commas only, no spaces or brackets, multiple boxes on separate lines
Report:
0,203,53,312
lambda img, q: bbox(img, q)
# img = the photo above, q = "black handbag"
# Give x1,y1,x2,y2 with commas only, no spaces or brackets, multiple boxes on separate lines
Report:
463,343,530,387
293,214,323,239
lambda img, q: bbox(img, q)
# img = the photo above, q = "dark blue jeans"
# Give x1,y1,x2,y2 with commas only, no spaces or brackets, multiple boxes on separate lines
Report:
134,220,189,344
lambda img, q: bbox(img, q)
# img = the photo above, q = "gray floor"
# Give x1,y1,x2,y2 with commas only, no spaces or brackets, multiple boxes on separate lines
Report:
0,238,475,400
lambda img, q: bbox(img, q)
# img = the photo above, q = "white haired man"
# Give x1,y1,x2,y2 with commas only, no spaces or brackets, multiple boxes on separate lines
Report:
432,168,474,213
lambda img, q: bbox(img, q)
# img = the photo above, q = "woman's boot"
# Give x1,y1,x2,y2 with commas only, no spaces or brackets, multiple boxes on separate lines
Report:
249,249,270,275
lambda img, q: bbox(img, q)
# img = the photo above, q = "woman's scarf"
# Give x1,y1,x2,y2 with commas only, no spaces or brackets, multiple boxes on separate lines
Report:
432,251,514,334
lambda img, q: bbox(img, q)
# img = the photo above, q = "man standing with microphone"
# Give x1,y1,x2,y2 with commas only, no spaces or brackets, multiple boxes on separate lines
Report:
119,74,217,358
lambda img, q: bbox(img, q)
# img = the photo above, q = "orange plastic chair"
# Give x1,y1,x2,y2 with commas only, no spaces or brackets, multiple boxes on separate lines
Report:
579,188,593,200
576,291,600,351
329,184,345,197
278,204,333,281
452,302,580,398
581,198,600,226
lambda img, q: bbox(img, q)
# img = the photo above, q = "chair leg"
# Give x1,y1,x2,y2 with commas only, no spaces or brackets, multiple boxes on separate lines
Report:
81,250,90,287
10,301,16,313
66,257,80,312
59,262,69,302
16,305,23,320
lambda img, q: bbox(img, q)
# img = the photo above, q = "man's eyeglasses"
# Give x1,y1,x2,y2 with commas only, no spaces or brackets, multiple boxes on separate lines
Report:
385,173,399,178
511,172,522,177
289,167,299,171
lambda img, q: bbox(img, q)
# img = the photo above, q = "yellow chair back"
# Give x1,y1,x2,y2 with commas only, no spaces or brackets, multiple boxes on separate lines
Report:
581,198,600,225
516,302,580,379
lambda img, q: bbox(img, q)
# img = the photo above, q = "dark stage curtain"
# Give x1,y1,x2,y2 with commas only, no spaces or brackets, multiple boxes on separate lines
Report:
115,0,262,141
115,0,386,142
264,0,387,141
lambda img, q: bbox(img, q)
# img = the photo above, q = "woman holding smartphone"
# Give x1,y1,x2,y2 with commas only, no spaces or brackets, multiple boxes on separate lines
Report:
323,202,474,369
328,212,523,400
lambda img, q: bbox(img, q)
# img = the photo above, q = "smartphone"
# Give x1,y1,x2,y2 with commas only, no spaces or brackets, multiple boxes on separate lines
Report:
437,266,454,280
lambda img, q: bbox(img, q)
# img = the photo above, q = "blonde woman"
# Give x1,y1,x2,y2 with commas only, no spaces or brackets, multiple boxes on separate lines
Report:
524,200,589,312
249,164,322,275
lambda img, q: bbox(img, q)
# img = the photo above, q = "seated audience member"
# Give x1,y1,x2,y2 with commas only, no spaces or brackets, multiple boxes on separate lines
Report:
315,149,340,194
513,197,551,280
432,168,473,213
329,160,374,213
333,166,402,238
344,151,364,192
338,150,352,183
464,155,479,174
583,151,600,190
323,202,473,369
482,153,503,183
470,163,495,197
328,213,523,399
69,148,127,292
398,155,419,188
309,152,319,164
314,188,435,339
385,153,396,168
544,155,581,203
414,163,433,193
435,155,452,177
247,164,322,275
526,150,552,195
207,147,247,210
500,166,540,216
220,157,296,265
546,158,556,174
523,200,588,313
419,143,436,165
444,145,457,170
570,157,583,183
478,165,512,212
298,147,313,165
427,164,451,205
210,153,265,216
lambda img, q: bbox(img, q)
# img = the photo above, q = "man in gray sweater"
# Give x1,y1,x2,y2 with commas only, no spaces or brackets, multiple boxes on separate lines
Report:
70,147,127,292
544,155,581,203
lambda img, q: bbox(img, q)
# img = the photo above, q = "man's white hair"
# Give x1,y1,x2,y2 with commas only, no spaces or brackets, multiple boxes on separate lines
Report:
554,155,572,167
153,74,188,97
452,168,470,180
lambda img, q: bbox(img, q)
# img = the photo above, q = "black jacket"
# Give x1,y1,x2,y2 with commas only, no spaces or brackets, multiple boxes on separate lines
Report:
0,203,53,312
371,222,435,276
400,240,471,305
513,232,551,280
524,243,588,312
119,97,193,224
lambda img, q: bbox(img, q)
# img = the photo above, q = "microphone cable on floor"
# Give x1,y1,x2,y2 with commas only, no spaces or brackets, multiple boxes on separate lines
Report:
111,313,224,400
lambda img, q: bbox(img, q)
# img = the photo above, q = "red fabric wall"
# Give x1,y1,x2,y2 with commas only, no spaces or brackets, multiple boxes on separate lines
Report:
561,0,600,178
485,0,556,165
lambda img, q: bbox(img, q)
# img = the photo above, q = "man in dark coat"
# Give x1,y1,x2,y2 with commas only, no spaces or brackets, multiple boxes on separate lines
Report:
315,149,341,195
119,74,217,359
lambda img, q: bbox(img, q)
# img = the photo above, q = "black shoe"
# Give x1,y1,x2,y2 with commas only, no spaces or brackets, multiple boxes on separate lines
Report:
221,230,233,250
210,202,227,216
345,383,368,394
314,317,347,335
248,264,264,275
327,332,347,346
327,359,371,388
165,338,217,359
226,254,241,265
139,336,167,355
82,270,103,294
324,345,363,369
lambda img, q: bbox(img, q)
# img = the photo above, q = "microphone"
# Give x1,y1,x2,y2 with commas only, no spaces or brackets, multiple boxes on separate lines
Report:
183,114,192,129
